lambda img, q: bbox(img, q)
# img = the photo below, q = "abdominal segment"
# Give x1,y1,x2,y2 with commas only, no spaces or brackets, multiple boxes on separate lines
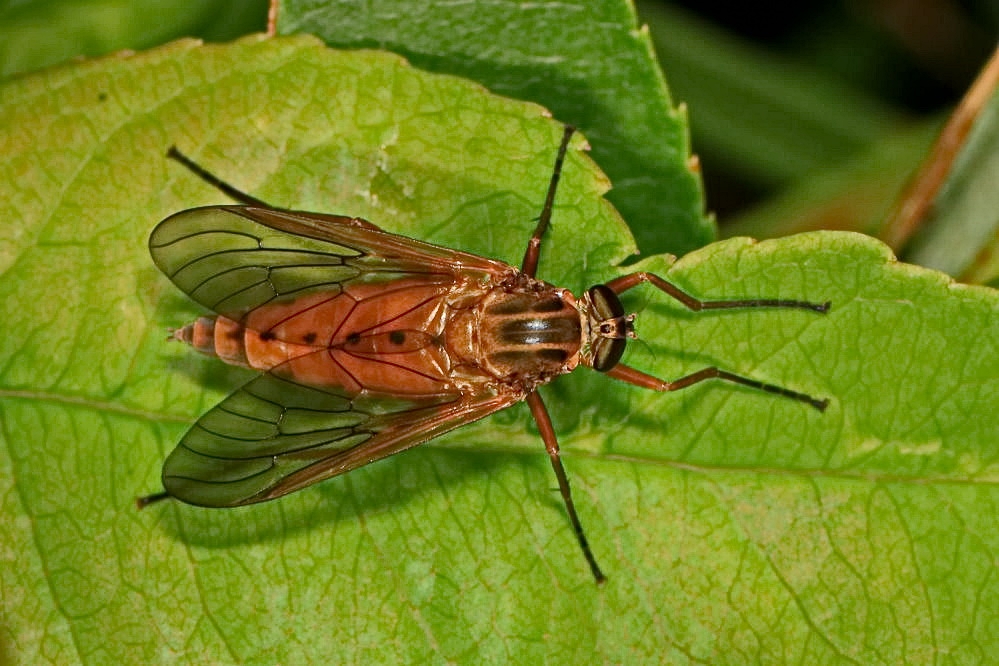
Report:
176,279,463,395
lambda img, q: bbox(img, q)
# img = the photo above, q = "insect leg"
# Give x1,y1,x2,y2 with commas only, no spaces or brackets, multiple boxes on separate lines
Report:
167,146,273,207
135,490,171,509
606,362,829,411
521,125,576,277
604,272,831,314
526,390,607,584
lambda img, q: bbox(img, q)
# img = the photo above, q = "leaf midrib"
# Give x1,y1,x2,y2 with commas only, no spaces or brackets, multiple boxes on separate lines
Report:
1,388,990,487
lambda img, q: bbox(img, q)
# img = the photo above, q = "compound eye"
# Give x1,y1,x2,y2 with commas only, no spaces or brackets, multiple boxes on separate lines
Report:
591,336,626,372
587,285,624,320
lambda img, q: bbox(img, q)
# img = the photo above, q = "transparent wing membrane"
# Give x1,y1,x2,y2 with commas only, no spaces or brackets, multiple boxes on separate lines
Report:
162,371,519,507
150,206,508,320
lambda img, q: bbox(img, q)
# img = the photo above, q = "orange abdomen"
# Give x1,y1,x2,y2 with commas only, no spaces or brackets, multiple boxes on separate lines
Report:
177,275,586,396
176,279,459,395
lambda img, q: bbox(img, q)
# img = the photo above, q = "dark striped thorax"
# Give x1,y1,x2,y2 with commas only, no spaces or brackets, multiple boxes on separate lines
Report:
459,275,637,390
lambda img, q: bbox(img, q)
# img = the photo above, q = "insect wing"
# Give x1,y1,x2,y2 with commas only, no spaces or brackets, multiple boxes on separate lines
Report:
152,206,523,505
161,368,520,507
149,205,512,321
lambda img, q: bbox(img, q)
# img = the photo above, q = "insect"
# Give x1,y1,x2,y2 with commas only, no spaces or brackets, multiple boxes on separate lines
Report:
139,126,829,583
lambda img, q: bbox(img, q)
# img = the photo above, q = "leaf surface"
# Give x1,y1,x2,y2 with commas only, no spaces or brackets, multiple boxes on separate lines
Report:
1,36,997,665
0,0,266,79
277,0,710,257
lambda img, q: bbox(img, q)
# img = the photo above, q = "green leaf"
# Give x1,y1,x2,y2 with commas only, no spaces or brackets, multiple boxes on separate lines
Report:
0,0,267,79
2,35,998,664
276,0,711,257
